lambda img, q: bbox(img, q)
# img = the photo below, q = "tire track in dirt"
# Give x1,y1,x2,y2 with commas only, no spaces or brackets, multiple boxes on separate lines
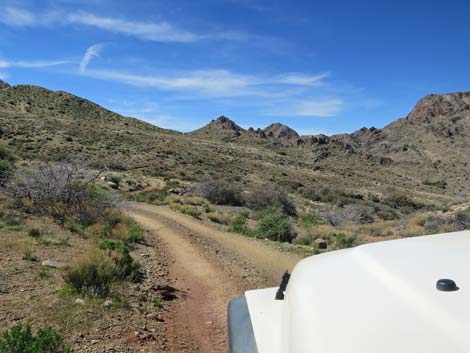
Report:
128,203,301,353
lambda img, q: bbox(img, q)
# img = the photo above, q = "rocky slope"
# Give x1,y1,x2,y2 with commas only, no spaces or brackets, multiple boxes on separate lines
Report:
0,79,469,204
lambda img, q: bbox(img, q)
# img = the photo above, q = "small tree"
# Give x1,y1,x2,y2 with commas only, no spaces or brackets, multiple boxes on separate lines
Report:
255,208,295,243
5,162,117,225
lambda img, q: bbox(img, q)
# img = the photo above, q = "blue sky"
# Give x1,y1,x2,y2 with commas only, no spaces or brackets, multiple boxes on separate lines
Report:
0,0,469,135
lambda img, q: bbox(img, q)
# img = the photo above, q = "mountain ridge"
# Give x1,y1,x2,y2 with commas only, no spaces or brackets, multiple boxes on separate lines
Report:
1,80,469,202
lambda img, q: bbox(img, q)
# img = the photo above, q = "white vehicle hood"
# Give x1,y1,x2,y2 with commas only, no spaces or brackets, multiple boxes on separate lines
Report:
247,231,470,353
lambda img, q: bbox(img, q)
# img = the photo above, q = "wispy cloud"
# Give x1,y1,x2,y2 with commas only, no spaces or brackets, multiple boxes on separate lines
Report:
0,6,244,43
269,97,343,117
82,67,343,117
67,12,202,43
0,59,72,68
276,72,330,86
83,68,330,98
80,44,102,73
0,7,37,27
0,72,8,80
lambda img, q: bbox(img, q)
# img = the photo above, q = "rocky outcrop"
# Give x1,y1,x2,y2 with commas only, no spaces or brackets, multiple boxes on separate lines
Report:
406,92,470,123
263,123,299,142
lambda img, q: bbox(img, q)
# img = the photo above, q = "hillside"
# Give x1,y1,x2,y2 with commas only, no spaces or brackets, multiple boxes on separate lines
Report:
0,81,469,206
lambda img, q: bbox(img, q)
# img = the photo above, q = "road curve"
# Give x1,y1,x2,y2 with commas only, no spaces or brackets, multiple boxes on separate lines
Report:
128,203,301,353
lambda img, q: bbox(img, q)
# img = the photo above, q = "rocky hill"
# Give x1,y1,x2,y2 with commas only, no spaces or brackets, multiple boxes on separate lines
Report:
263,123,299,143
189,116,244,141
0,80,9,89
0,79,469,205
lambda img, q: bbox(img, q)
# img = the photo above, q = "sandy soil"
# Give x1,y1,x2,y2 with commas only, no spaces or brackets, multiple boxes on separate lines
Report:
128,203,301,353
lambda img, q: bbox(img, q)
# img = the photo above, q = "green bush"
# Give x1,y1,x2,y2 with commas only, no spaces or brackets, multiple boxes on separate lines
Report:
422,180,447,189
0,145,15,162
0,324,72,353
384,192,424,212
28,228,42,238
195,177,244,206
450,208,470,231
127,223,144,243
64,249,140,297
0,160,15,185
101,211,144,244
255,208,294,243
228,214,255,236
98,239,128,253
133,190,167,203
299,212,322,227
245,185,296,216
333,233,356,249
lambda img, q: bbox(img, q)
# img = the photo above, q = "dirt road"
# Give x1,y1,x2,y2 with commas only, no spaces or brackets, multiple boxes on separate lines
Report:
128,203,301,353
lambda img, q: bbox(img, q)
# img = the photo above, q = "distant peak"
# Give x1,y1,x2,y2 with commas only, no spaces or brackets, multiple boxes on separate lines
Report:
263,122,299,141
0,79,10,89
209,116,243,131
407,92,470,122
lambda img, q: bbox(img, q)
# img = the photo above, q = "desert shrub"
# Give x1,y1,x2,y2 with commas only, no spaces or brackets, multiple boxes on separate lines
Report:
302,187,362,206
6,163,118,226
64,249,140,297
376,207,400,221
245,185,296,216
0,145,15,162
64,251,116,297
133,190,167,203
0,160,15,186
319,204,375,226
100,211,144,243
98,239,128,253
0,210,24,229
28,228,42,238
0,324,72,353
422,179,447,189
293,235,315,246
333,233,356,249
384,192,424,212
174,205,203,219
255,208,295,243
422,214,448,234
228,214,255,236
108,175,121,185
195,177,243,206
207,211,232,225
449,208,470,231
127,222,144,242
299,211,322,227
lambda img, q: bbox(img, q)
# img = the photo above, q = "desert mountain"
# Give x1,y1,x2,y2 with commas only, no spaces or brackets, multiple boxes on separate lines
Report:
263,123,299,142
0,80,469,204
190,116,244,140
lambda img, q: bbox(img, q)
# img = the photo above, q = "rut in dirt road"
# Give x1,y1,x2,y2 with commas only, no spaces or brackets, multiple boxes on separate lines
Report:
128,203,301,353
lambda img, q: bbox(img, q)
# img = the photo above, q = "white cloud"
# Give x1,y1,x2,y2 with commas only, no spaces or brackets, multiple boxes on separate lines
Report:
0,7,36,27
274,98,343,117
0,59,71,68
0,72,9,80
0,6,243,43
67,12,201,43
276,72,330,86
83,68,330,99
80,44,102,73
